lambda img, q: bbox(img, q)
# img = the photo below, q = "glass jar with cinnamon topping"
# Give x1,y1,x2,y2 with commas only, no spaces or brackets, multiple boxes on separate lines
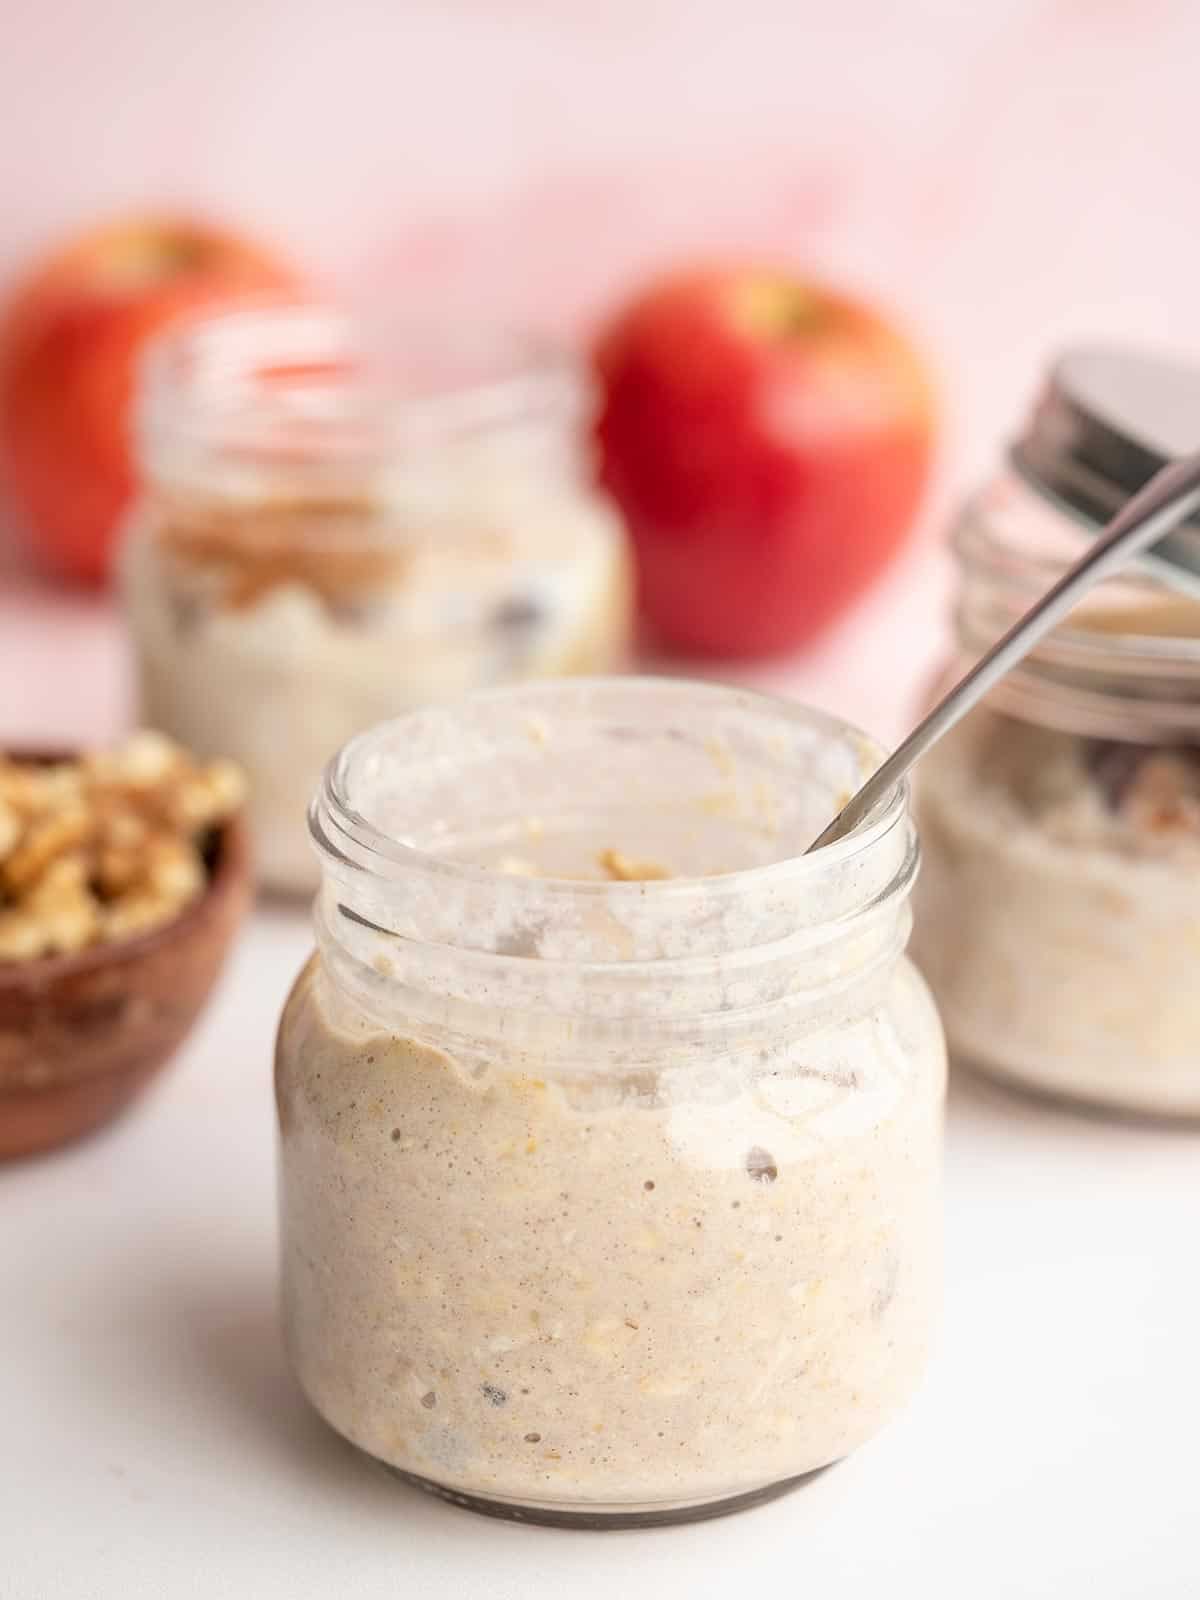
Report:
120,307,631,892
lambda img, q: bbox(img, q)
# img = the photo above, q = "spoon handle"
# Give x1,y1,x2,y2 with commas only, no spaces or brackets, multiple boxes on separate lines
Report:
808,450,1200,852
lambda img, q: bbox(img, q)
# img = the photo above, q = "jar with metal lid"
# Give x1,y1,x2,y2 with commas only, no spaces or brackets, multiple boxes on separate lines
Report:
912,347,1200,1118
276,677,945,1526
119,306,631,894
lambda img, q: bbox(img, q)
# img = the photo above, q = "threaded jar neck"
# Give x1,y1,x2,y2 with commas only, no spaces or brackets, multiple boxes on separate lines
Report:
309,678,916,1065
954,471,1200,742
136,304,590,518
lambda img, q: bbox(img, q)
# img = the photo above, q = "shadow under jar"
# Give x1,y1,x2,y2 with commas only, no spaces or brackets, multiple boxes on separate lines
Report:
275,678,945,1528
913,471,1200,1119
121,307,630,894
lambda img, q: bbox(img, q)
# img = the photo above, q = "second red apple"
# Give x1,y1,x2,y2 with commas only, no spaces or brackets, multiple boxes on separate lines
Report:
593,267,936,659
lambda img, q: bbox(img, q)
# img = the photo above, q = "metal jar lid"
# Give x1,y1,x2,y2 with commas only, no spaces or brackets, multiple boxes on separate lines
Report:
1011,345,1200,591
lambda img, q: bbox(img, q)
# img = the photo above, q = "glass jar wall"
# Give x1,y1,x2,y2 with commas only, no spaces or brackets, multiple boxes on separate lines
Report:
913,468,1200,1118
120,307,630,893
276,678,945,1527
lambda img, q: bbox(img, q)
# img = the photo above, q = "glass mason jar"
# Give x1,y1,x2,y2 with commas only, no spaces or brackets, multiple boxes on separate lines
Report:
913,462,1200,1118
120,306,631,894
276,678,945,1528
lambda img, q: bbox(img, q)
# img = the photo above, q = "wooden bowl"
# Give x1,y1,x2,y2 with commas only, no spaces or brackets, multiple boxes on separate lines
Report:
0,812,251,1160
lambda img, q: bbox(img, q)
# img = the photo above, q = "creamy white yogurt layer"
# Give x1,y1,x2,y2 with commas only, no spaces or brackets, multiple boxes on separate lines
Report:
914,711,1200,1117
122,504,629,893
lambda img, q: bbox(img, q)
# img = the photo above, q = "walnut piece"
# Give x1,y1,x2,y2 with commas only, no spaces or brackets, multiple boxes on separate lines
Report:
0,734,246,962
597,848,671,882
1119,752,1200,837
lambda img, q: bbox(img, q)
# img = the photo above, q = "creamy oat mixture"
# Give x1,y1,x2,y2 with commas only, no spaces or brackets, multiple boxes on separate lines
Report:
914,709,1200,1116
122,496,629,893
276,951,942,1513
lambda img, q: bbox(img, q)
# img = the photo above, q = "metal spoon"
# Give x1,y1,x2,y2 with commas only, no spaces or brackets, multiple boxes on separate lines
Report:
808,450,1200,851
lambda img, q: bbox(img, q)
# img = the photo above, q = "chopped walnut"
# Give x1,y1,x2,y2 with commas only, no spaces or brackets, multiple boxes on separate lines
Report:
1,808,92,896
0,801,19,859
1118,752,1200,837
0,734,246,962
597,848,671,882
0,912,48,962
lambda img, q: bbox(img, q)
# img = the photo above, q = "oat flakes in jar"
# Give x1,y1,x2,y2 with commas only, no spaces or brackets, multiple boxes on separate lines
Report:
913,347,1200,1119
120,307,631,894
276,678,945,1527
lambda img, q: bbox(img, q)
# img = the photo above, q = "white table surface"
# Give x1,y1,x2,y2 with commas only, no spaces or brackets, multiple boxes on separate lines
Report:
4,903,1199,1600
2,560,1199,1599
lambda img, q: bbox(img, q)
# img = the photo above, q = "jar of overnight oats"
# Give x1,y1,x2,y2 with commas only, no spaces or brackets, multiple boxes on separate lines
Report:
913,347,1200,1119
120,307,630,894
275,678,945,1527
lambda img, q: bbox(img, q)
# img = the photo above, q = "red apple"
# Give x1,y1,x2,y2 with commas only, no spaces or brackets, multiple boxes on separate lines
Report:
593,266,936,659
0,215,300,586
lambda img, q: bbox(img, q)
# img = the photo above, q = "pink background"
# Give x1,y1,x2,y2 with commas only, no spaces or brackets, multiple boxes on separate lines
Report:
4,0,1200,748
6,16,1200,1593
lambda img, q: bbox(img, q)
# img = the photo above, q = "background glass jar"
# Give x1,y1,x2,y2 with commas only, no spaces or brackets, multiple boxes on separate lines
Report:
912,467,1200,1118
276,678,945,1528
120,307,631,893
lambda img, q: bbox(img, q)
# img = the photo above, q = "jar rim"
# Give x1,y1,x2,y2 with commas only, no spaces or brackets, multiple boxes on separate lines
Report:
311,675,908,906
957,481,1200,665
307,678,916,1052
954,479,1200,738
137,301,586,463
